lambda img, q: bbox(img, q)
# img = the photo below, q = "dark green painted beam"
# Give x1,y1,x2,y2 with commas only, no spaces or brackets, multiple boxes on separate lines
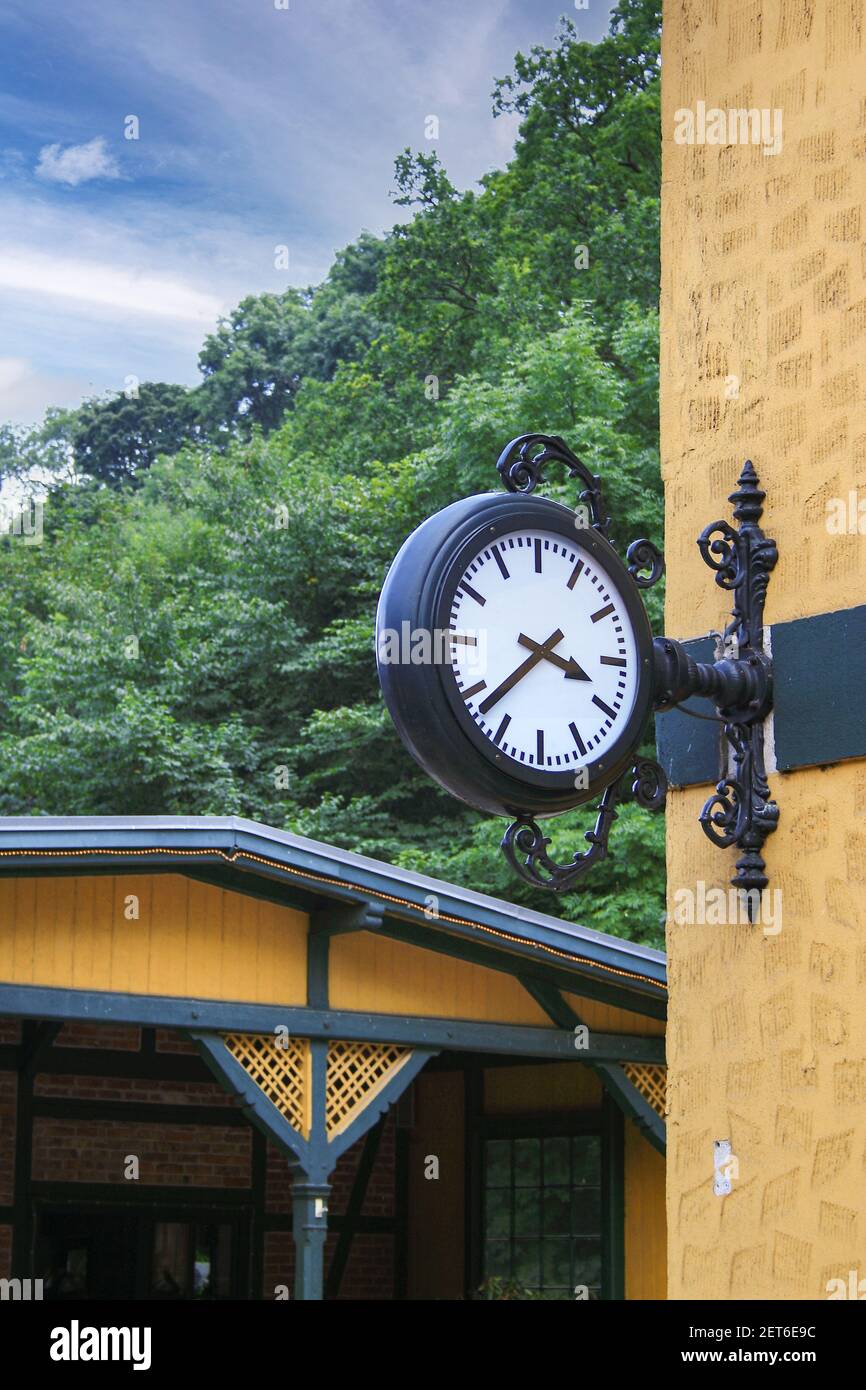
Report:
0,984,665,1062
520,978,666,1155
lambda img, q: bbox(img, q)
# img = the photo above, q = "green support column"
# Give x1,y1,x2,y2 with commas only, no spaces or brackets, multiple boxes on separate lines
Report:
292,1177,331,1301
292,1036,330,1300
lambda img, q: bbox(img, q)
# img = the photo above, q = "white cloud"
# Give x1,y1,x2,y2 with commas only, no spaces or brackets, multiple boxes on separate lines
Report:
35,137,120,187
0,357,94,425
0,357,29,392
0,248,221,323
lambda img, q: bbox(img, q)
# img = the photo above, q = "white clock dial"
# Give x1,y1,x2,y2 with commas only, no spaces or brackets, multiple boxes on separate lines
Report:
447,527,639,773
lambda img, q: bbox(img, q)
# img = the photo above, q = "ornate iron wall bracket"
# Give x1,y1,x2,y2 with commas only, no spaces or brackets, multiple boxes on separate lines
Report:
652,461,779,909
496,444,778,913
502,757,667,894
689,460,778,904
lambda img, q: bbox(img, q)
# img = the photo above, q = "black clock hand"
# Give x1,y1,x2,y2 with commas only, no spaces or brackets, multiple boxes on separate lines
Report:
478,628,565,715
517,633,591,681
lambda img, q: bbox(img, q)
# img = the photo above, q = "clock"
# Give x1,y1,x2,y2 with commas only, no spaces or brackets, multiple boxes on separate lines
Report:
376,489,655,819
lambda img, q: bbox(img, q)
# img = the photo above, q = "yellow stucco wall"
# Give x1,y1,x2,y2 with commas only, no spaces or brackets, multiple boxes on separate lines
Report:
662,1,866,1298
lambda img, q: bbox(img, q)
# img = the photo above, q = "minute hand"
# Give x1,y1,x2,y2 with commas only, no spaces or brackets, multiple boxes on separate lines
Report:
517,633,591,681
478,628,564,716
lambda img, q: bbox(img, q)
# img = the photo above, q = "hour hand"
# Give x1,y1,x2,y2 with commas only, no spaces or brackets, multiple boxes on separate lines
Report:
517,633,591,681
478,628,565,715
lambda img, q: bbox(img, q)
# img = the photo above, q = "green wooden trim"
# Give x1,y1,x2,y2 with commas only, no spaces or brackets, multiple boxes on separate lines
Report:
520,979,666,1155
311,902,385,938
11,1022,61,1277
307,1039,329,1178
394,1123,409,1300
0,984,664,1058
0,1045,211,1082
30,1181,253,1207
325,1049,435,1167
601,1094,625,1301
592,1062,666,1156
31,1097,248,1126
193,1031,312,1173
307,930,330,1011
250,1128,267,1301
464,1062,483,1299
325,1116,385,1299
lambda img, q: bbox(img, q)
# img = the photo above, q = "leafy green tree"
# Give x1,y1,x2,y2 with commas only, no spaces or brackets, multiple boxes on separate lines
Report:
71,383,198,487
196,234,386,436
0,1,666,945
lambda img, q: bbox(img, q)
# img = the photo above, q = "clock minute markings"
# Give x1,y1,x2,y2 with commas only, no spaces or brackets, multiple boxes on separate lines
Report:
458,579,486,606
537,729,544,765
593,694,618,720
600,655,627,667
569,722,587,757
491,544,510,580
493,714,511,747
567,559,584,590
461,680,486,701
591,603,616,624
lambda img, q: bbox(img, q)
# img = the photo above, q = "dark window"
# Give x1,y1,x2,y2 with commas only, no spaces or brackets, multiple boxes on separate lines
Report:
36,1204,244,1300
151,1221,235,1298
482,1133,602,1299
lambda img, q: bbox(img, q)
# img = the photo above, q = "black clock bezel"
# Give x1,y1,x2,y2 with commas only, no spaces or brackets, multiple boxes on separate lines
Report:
376,491,654,818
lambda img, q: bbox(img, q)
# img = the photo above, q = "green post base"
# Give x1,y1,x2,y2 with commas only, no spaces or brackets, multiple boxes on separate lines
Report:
292,1179,331,1300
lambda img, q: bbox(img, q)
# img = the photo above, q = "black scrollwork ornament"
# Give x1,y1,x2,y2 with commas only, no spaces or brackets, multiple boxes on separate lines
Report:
495,434,612,539
696,461,779,901
626,538,665,590
501,757,667,894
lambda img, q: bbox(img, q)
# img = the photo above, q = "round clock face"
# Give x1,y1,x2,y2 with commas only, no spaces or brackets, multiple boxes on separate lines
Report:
446,526,639,777
377,491,653,818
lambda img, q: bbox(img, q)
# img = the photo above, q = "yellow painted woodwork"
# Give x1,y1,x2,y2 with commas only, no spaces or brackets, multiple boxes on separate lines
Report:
407,1071,465,1299
0,874,662,1044
221,1033,414,1141
662,1,866,1298
0,874,308,1006
325,1041,414,1138
622,1064,667,1118
563,992,666,1038
224,1032,312,1137
483,1061,603,1114
330,929,556,1026
625,1122,667,1300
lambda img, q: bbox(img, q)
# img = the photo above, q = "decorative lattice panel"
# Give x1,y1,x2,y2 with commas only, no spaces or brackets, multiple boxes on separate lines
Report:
623,1063,667,1117
326,1041,413,1139
223,1032,311,1138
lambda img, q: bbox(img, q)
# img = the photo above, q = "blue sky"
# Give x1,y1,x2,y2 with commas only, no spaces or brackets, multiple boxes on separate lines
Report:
0,0,613,424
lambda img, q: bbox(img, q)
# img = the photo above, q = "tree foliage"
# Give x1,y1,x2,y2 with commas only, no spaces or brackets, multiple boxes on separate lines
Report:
0,4,665,947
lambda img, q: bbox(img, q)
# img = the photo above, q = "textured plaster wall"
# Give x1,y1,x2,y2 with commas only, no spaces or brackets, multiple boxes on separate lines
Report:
661,0,866,1298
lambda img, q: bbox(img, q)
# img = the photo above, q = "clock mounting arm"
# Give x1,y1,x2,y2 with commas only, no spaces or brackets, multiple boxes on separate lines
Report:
496,436,779,909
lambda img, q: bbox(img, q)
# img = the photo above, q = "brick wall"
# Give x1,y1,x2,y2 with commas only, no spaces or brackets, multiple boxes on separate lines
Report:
0,1019,399,1297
